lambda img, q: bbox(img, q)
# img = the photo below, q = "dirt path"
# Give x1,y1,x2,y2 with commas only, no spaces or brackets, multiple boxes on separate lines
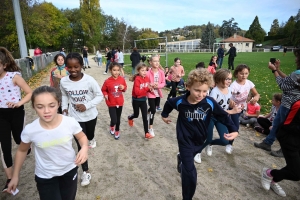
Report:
1,56,299,200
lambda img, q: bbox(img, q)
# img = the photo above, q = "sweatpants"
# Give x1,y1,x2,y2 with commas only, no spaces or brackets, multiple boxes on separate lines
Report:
74,117,97,171
129,100,148,134
35,167,78,200
0,106,25,168
178,144,204,200
257,117,272,135
168,81,179,98
108,106,123,131
147,97,160,126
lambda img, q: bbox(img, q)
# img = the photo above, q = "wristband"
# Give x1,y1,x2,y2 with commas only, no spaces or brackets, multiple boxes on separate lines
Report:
272,70,277,73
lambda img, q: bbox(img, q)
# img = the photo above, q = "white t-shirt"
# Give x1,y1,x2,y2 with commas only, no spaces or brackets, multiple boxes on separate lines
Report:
230,80,255,109
21,116,82,178
210,86,232,110
117,51,124,64
0,72,22,108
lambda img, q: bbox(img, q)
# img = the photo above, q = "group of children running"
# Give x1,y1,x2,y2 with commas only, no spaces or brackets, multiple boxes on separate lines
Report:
1,46,299,199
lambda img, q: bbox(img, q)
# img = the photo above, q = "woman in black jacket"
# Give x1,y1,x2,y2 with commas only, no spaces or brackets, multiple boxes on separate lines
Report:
130,47,141,75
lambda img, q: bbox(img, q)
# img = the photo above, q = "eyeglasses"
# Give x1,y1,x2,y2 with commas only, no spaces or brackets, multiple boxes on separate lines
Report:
225,78,232,81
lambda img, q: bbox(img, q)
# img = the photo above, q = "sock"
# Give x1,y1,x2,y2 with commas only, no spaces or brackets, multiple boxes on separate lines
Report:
266,169,273,177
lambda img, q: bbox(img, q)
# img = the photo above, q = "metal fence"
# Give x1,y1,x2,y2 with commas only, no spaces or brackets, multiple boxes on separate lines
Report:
14,51,60,81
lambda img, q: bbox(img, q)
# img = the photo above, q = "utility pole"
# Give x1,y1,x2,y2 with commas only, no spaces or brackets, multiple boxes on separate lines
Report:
12,0,28,58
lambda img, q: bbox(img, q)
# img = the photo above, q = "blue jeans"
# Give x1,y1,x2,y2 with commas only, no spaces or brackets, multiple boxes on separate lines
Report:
105,60,111,73
132,67,135,75
97,57,102,66
83,57,89,67
263,105,289,145
218,57,223,68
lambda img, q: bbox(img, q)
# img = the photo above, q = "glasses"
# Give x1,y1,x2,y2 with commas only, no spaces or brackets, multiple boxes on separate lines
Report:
225,78,232,81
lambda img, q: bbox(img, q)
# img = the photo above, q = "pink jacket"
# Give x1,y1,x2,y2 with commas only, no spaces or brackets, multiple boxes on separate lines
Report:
146,68,165,98
169,65,185,82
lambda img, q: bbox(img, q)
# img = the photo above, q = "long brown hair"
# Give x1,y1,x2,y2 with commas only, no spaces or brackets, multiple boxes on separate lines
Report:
0,47,21,72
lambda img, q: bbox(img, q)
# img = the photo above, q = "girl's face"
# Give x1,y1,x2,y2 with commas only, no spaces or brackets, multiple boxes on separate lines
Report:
212,56,217,61
222,73,232,88
272,98,281,107
150,56,160,68
165,68,169,72
138,67,147,77
67,58,82,81
56,56,65,66
34,93,59,123
111,66,120,78
174,59,181,66
186,82,209,104
236,68,249,82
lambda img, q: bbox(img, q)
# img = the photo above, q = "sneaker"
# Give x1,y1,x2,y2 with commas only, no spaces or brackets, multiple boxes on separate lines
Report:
128,116,134,127
149,128,155,137
254,126,264,134
88,139,96,148
156,107,162,112
2,179,11,192
145,133,154,139
114,131,120,140
225,144,233,154
261,167,273,190
254,142,271,151
177,153,182,173
270,148,284,158
246,123,250,128
109,126,115,135
270,182,286,197
206,145,212,156
194,153,201,164
81,172,91,186
103,72,107,75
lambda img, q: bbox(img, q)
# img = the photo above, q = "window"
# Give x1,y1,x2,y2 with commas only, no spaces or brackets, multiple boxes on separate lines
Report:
246,43,249,47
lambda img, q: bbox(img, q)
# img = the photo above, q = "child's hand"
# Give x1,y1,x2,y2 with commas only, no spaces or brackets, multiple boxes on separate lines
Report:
269,126,273,130
6,177,19,194
118,84,124,90
104,95,108,100
232,105,242,114
229,100,236,108
75,146,88,165
162,117,172,124
224,132,238,140
75,104,86,112
153,83,158,89
6,102,21,108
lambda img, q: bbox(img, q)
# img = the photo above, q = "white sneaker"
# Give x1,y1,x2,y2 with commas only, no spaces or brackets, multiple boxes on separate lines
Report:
103,72,107,75
81,171,91,186
270,182,286,197
261,167,273,190
206,145,212,156
194,153,201,163
225,144,233,154
88,139,96,148
149,128,155,137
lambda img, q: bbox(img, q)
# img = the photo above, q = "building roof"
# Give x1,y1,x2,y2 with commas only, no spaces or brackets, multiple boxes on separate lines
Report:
221,34,254,42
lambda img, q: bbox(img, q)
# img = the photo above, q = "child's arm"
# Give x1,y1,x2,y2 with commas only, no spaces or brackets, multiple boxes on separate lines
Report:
7,75,32,108
161,97,178,124
7,142,31,193
74,131,88,165
101,80,108,100
84,79,103,110
120,79,127,92
157,70,166,89
60,83,69,114
181,66,185,77
250,87,260,103
134,79,150,96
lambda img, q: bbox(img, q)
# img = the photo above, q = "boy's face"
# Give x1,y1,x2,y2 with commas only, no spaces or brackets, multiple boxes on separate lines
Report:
186,82,209,104
272,98,280,106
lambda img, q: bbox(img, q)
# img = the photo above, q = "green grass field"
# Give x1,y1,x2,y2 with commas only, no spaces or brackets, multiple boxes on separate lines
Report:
123,52,297,113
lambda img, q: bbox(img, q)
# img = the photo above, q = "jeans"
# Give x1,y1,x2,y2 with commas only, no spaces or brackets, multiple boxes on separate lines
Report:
217,57,223,68
105,60,111,73
83,57,89,67
132,67,135,75
97,57,102,66
263,105,289,145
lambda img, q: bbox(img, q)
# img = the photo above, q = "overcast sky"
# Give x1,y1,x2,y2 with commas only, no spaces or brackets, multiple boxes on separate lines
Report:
47,0,299,33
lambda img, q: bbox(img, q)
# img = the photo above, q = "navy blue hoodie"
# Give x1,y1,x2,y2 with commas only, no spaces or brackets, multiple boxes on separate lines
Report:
161,91,238,148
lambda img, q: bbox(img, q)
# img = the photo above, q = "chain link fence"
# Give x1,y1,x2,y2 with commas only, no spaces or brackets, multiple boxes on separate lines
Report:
14,51,60,81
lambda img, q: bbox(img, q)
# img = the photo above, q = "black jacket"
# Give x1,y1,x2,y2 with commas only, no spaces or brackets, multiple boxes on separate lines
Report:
225,46,236,57
130,51,141,68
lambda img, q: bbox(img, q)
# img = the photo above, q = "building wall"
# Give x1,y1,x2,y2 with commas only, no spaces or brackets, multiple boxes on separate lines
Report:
224,42,253,52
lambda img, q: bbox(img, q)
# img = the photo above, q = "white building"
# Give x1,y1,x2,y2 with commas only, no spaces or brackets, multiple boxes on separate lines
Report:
159,39,201,52
221,33,254,52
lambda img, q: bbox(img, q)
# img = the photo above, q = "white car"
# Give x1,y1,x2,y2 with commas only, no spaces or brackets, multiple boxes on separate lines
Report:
271,46,281,51
256,44,262,47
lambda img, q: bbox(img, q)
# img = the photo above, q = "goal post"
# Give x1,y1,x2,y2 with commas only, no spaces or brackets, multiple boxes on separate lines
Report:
134,37,168,67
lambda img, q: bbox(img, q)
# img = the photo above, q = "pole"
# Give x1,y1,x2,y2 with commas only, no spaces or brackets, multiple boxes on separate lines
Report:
12,0,28,58
165,36,168,67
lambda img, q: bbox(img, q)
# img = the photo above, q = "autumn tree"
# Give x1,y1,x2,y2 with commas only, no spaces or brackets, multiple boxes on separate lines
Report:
245,16,266,43
269,19,279,36
136,28,159,49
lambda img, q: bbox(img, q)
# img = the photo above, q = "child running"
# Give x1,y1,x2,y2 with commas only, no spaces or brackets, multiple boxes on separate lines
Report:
128,63,153,139
0,47,33,191
194,69,242,163
60,52,103,186
7,86,88,199
167,57,185,99
101,62,127,140
146,54,165,136
161,68,238,200
228,64,260,153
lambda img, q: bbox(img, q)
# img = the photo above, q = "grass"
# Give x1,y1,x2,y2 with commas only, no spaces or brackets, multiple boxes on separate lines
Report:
123,52,297,114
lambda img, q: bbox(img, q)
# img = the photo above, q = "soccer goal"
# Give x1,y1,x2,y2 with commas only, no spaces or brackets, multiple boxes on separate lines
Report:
213,43,227,54
134,37,168,67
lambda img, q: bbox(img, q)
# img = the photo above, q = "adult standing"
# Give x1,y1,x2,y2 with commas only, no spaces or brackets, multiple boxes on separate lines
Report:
217,44,225,68
130,47,141,75
96,48,102,67
34,47,42,56
283,47,287,56
117,48,125,77
82,46,90,69
225,43,236,70
103,47,111,75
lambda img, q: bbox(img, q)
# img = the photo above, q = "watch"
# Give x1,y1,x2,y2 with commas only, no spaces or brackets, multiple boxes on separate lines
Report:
272,70,277,73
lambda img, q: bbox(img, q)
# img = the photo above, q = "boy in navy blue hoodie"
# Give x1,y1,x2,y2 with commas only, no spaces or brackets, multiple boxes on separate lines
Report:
161,68,238,200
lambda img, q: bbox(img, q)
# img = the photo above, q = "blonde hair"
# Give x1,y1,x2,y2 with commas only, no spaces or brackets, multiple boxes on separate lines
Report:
186,68,214,87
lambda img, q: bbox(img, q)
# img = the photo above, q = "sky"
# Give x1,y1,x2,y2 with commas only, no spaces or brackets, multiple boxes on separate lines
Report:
48,0,299,33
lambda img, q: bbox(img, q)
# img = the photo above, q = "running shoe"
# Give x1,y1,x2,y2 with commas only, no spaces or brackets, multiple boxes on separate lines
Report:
114,131,120,140
128,116,134,127
145,133,154,139
194,153,201,163
81,172,91,186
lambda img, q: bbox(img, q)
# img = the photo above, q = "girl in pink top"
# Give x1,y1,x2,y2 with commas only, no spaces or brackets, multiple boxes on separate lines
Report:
146,55,165,137
167,57,185,99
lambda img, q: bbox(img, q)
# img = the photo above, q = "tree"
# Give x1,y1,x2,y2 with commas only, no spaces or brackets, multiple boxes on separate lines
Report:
136,28,159,49
245,16,266,43
201,22,216,49
218,18,241,38
269,19,279,36
284,16,296,44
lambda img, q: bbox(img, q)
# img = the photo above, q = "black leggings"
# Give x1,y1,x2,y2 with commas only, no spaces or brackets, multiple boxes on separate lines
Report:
129,100,148,134
148,97,160,126
168,81,179,98
257,117,272,135
108,106,123,131
0,106,24,168
74,117,97,172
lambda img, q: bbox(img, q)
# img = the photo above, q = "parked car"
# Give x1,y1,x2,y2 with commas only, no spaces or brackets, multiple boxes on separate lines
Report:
256,44,262,47
271,46,281,51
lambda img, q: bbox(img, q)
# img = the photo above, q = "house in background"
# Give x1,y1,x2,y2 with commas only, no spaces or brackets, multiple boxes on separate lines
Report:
221,33,254,52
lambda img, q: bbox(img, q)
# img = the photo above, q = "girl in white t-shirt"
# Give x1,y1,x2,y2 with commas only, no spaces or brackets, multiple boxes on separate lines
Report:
7,86,88,200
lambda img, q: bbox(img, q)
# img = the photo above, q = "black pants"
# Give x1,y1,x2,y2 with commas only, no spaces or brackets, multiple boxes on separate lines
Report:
228,56,235,70
179,145,204,200
129,100,148,134
147,97,160,126
74,117,97,171
108,106,123,131
257,117,272,135
168,81,179,98
0,106,24,168
35,167,78,200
